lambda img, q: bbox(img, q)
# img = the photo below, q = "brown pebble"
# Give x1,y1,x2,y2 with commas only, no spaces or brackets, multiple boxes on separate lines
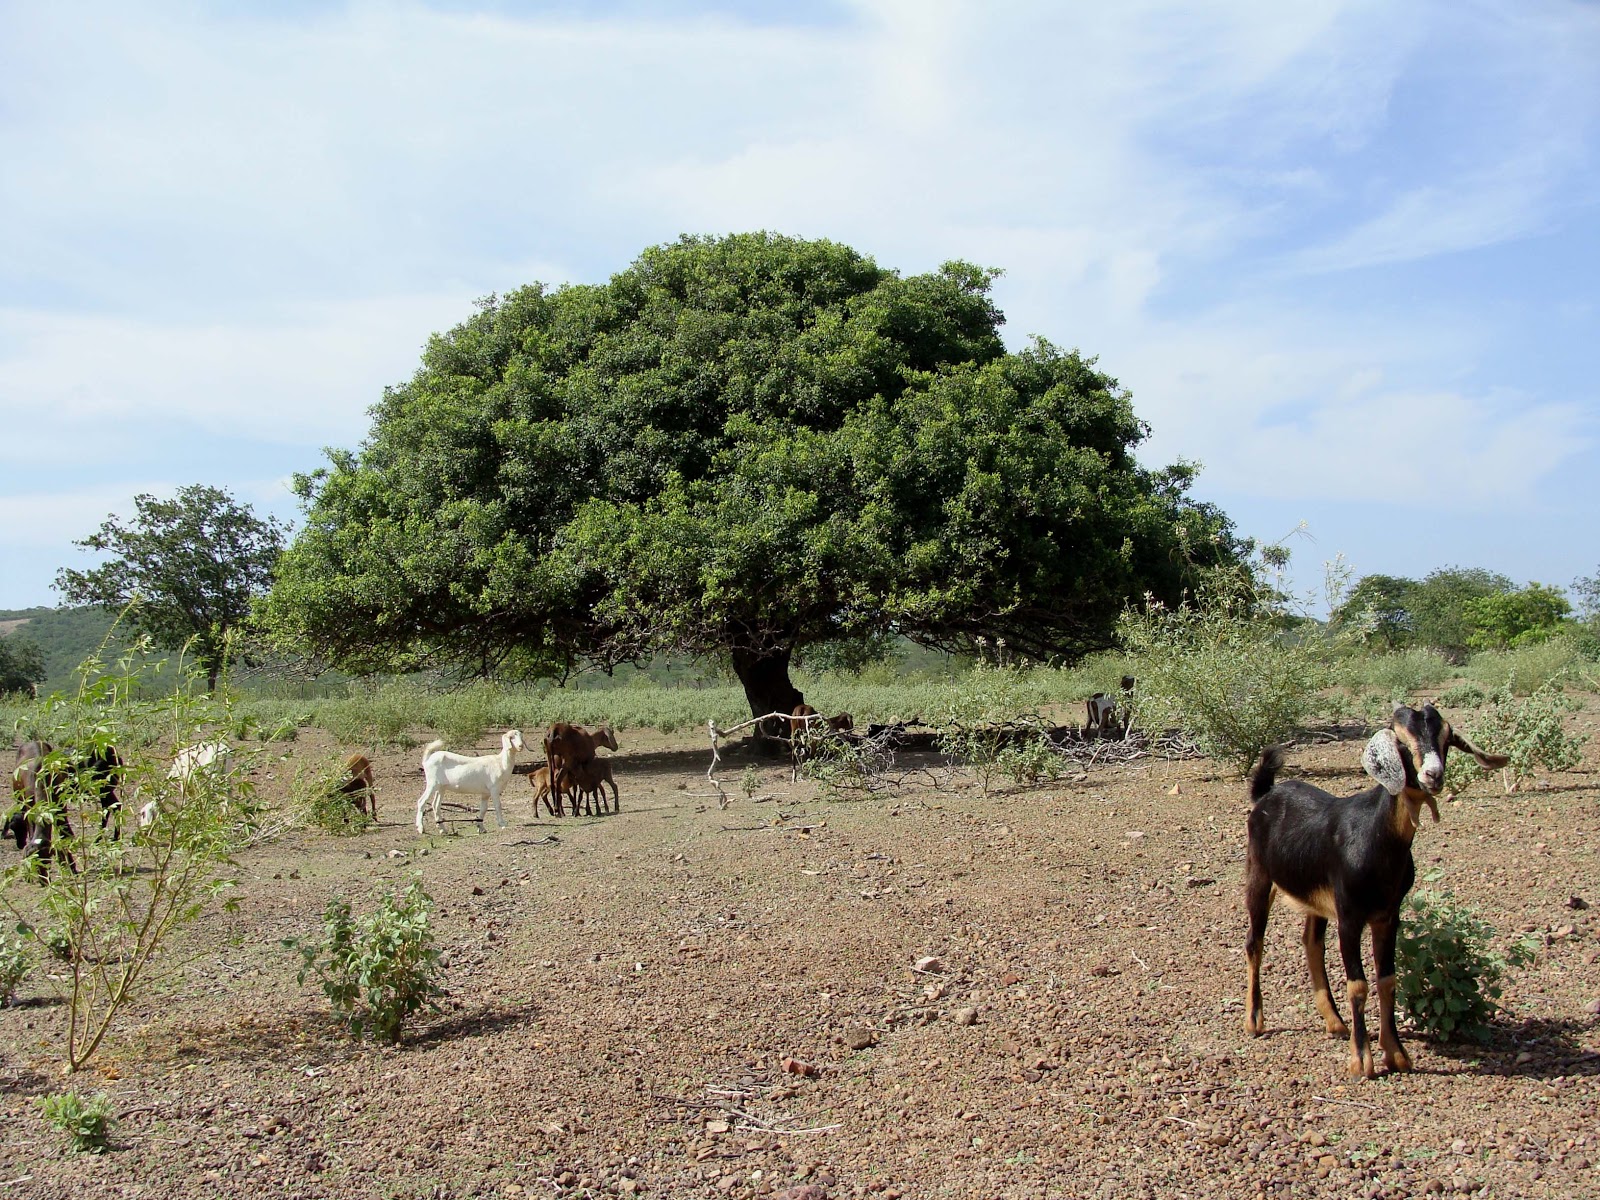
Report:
844,1027,876,1051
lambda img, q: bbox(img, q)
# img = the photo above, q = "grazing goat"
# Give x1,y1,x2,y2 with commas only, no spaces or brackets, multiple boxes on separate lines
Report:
8,740,124,876
1243,704,1508,1078
1085,693,1122,738
142,740,232,827
415,729,526,835
542,723,618,817
338,753,377,820
564,757,619,816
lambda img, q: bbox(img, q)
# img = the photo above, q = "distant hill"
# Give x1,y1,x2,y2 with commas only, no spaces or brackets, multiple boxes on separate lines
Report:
0,605,130,692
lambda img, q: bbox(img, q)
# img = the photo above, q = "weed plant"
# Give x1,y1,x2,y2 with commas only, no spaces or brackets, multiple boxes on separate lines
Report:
0,930,30,1005
1446,682,1587,792
37,1090,115,1154
1397,882,1536,1042
288,880,443,1042
290,755,376,836
2,639,257,1072
1464,636,1587,695
1337,648,1454,699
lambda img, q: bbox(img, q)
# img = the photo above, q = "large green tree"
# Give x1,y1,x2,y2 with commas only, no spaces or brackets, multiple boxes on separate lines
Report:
0,632,46,695
56,486,288,691
264,233,1241,718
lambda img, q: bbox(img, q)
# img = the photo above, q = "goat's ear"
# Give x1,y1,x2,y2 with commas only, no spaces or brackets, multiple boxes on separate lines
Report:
1362,729,1406,796
1449,729,1509,770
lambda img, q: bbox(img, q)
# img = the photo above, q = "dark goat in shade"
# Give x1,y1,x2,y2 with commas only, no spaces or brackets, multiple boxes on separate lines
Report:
8,740,121,878
542,723,618,817
1243,703,1508,1078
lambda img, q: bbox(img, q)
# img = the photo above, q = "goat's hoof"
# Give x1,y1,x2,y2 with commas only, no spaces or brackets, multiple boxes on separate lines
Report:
1327,1022,1350,1039
1244,1015,1264,1037
1385,1050,1413,1073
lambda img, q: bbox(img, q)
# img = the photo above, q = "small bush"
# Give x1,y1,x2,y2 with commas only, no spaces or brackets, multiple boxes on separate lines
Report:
37,1090,114,1154
1436,682,1487,709
1464,637,1585,695
290,756,375,837
1396,886,1536,1042
288,881,443,1042
0,930,31,1005
1120,580,1334,776
1447,682,1587,793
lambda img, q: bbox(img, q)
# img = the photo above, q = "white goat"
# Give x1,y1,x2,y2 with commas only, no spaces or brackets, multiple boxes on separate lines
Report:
140,740,233,827
415,729,526,835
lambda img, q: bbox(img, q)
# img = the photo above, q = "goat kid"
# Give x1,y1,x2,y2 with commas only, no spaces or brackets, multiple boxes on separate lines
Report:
416,729,526,835
1243,703,1507,1078
542,723,618,817
564,757,619,817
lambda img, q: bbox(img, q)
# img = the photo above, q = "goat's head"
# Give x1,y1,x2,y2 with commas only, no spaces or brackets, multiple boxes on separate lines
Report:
504,729,526,754
594,725,619,752
1362,703,1509,817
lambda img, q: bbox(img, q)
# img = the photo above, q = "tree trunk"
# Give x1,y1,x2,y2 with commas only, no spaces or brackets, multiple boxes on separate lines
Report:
729,646,805,742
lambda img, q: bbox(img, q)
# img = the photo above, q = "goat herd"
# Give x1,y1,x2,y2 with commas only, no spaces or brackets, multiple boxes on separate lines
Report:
6,698,1527,1079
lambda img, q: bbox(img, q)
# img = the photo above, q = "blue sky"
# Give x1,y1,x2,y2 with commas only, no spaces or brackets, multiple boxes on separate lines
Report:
2,0,1596,613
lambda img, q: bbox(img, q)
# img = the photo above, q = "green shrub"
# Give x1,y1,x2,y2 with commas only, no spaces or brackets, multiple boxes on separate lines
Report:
3,645,256,1072
1337,648,1454,698
1119,581,1334,775
1436,682,1487,709
933,663,1064,791
1446,682,1587,793
288,880,443,1042
1396,886,1536,1042
1464,636,1585,695
290,756,375,837
0,930,31,1005
37,1090,114,1154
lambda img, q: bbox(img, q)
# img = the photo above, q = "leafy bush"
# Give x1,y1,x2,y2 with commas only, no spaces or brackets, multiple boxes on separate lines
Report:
1447,682,1587,793
1436,682,1487,709
934,663,1066,791
1119,580,1334,775
288,881,443,1042
0,930,31,1005
2,643,256,1072
290,756,375,837
1397,886,1536,1042
37,1090,114,1154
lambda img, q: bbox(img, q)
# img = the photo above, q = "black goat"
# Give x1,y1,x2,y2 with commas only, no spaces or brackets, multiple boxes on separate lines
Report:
1243,704,1508,1078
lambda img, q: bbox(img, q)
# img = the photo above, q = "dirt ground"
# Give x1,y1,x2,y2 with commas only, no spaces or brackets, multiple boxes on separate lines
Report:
2,706,1598,1200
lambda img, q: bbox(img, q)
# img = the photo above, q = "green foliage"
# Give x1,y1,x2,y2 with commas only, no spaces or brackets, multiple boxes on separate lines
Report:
288,881,444,1043
933,662,1066,791
1336,648,1454,699
264,233,1241,717
0,631,46,695
1464,636,1587,694
1119,574,1334,775
1446,683,1587,792
55,485,288,690
0,929,31,1004
1462,583,1571,651
1,643,256,1072
1436,682,1487,709
37,1090,115,1154
1404,567,1515,658
1396,886,1536,1042
290,755,375,837
1331,573,1415,648
0,606,138,694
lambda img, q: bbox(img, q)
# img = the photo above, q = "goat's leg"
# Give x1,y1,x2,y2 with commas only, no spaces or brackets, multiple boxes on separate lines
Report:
1243,863,1273,1036
1302,916,1349,1037
490,785,506,831
1369,914,1412,1073
415,785,433,834
1337,919,1375,1078
606,779,619,814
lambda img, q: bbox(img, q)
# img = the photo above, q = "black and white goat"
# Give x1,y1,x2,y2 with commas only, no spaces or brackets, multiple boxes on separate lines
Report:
1243,704,1507,1078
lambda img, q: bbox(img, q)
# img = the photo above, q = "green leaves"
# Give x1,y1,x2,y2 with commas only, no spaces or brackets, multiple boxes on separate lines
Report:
287,881,444,1043
1396,888,1535,1042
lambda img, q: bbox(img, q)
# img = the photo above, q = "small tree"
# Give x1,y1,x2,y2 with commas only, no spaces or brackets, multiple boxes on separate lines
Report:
1462,583,1571,650
0,633,46,695
55,485,287,691
1,644,255,1072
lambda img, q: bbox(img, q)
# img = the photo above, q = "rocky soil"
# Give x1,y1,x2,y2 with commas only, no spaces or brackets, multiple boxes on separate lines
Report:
2,707,1597,1200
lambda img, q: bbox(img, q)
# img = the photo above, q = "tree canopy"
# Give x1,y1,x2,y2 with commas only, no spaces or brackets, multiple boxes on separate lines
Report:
264,233,1242,717
0,632,46,695
1334,567,1578,658
56,486,288,691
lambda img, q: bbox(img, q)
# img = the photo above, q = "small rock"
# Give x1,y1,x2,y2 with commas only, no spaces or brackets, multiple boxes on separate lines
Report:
471,885,485,896
1516,1051,1534,1065
843,1027,876,1051
705,1119,730,1135
1552,924,1575,940
782,1056,819,1077
618,1182,640,1197
914,955,946,974
1168,783,1182,796
1185,877,1216,888
1566,896,1589,911
1584,998,1600,1015
387,849,407,859
952,1007,978,1027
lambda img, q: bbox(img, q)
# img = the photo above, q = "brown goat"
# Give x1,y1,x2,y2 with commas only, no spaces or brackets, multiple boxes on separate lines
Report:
563,757,619,816
543,723,618,817
338,753,377,820
528,765,558,818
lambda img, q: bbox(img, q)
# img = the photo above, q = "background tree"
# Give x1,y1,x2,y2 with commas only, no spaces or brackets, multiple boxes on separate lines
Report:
1404,567,1513,657
265,233,1242,718
1331,573,1414,647
1461,583,1571,650
0,633,46,695
56,486,287,691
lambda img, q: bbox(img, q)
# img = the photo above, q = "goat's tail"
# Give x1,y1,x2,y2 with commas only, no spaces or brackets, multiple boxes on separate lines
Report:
420,739,445,761
1248,746,1285,804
